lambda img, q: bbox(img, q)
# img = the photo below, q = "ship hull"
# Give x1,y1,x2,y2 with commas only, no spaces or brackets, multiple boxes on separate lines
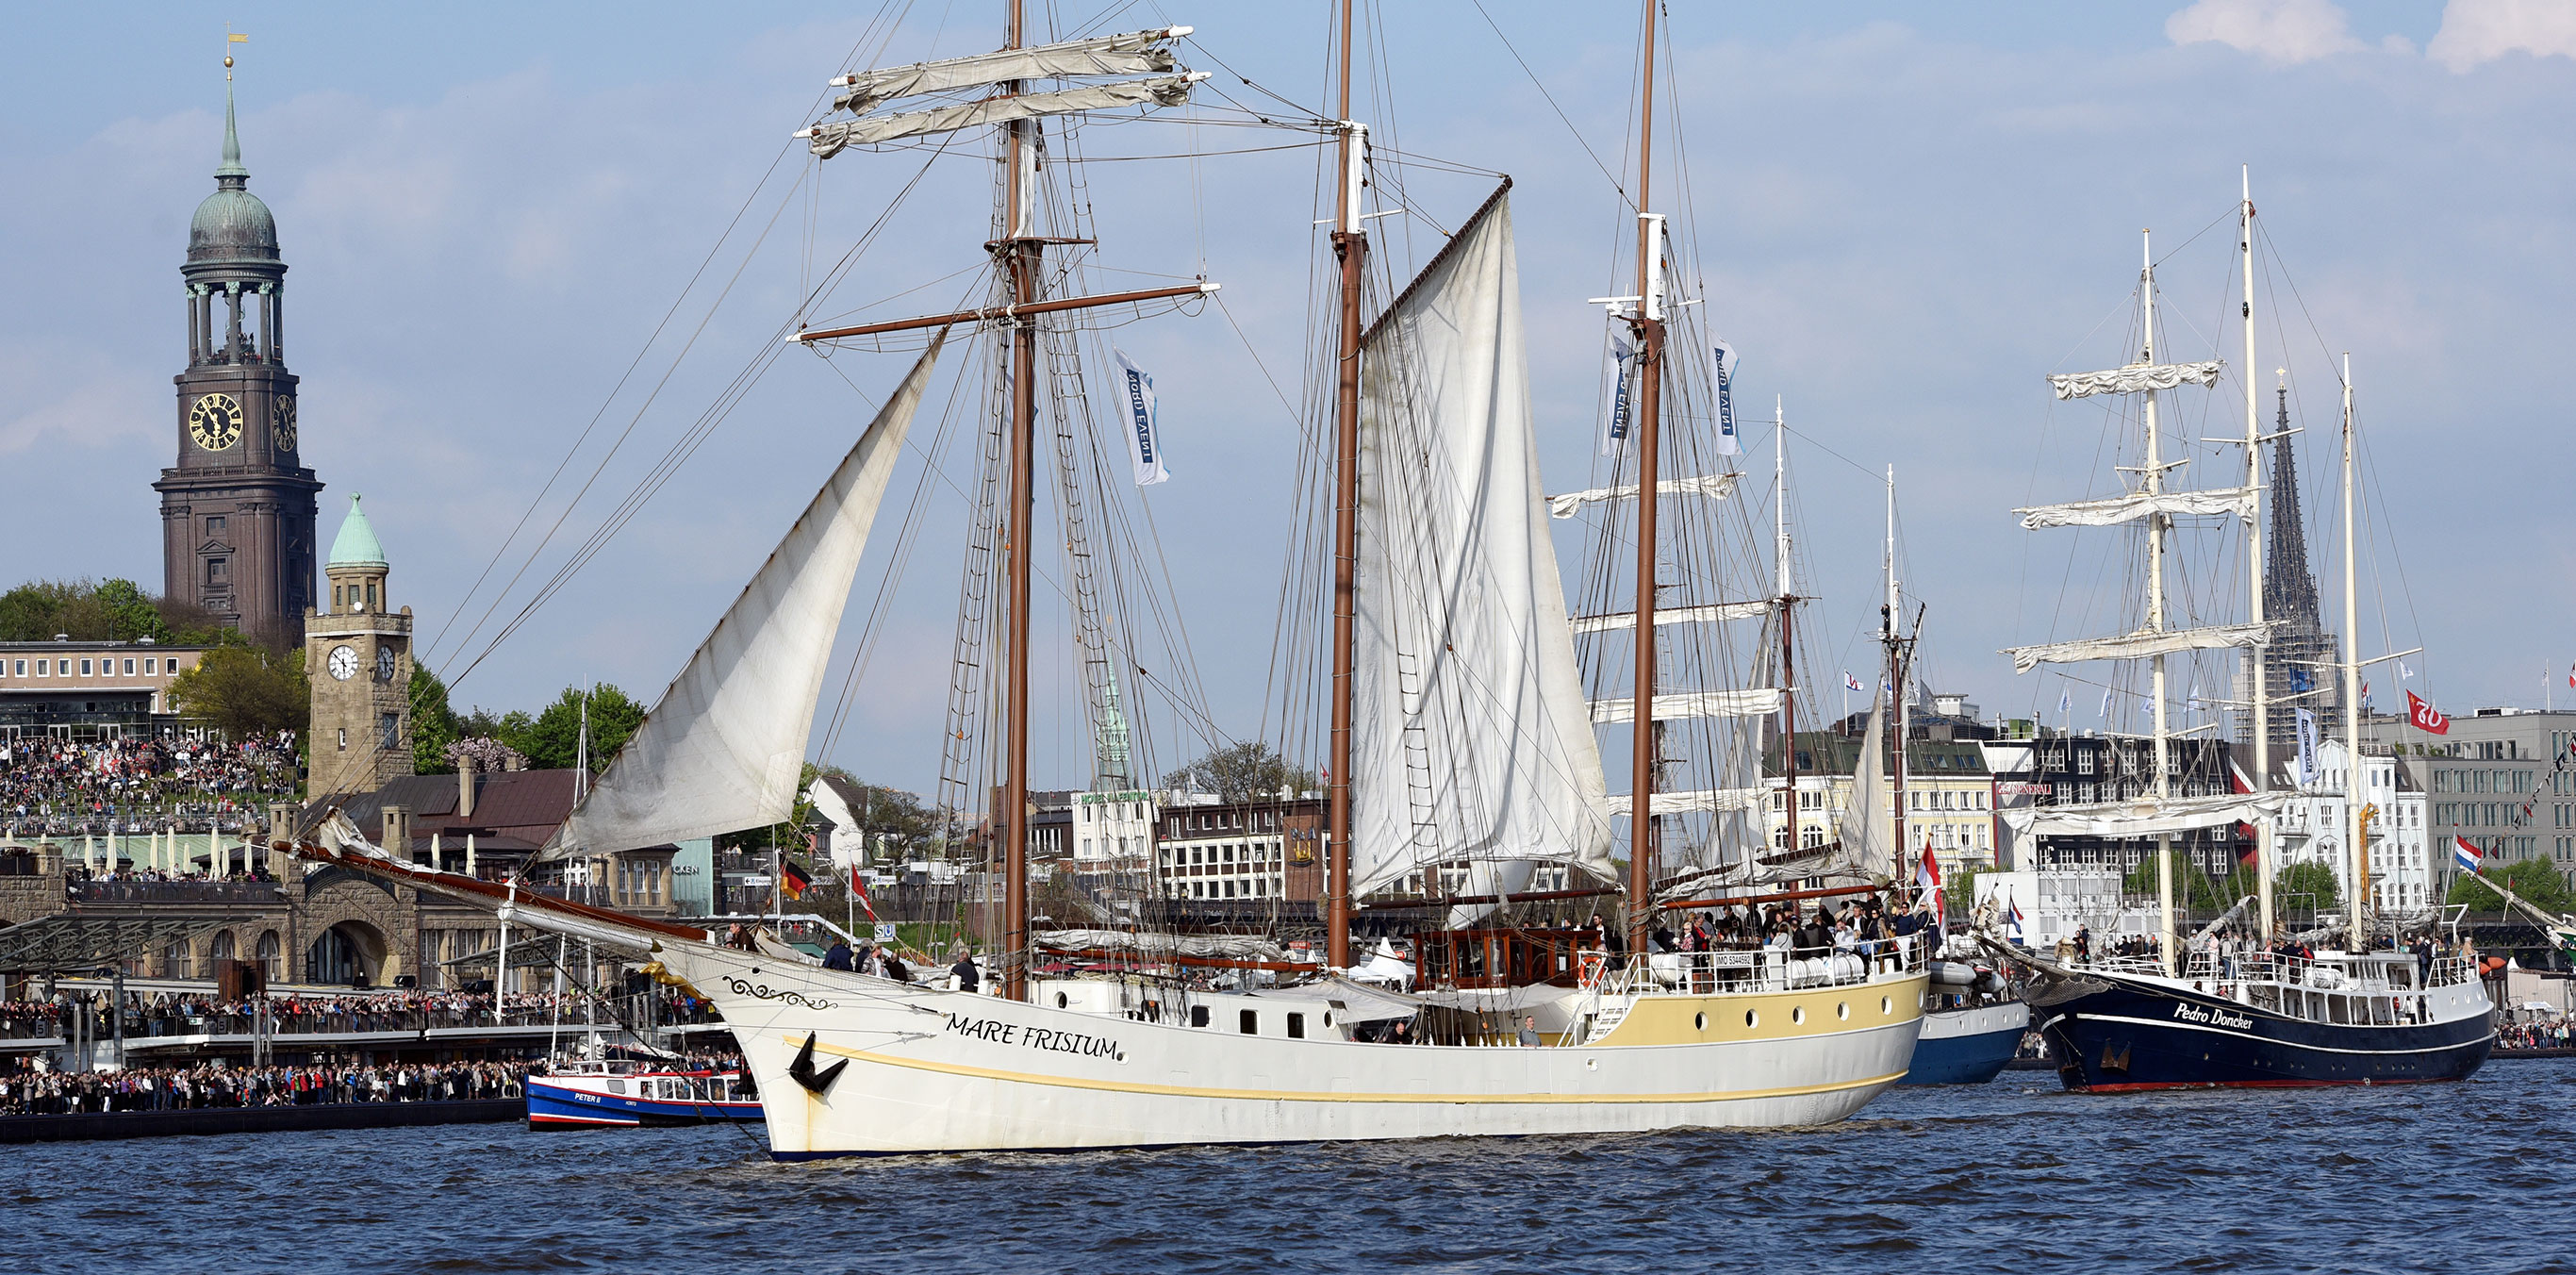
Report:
1898,1002,2028,1085
642,938,1927,1157
524,1076,763,1129
2035,972,2493,1091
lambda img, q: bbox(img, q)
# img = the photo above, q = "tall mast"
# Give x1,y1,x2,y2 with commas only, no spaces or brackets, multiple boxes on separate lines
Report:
2141,230,2177,978
999,0,1037,1000
2242,169,2274,941
1886,466,1906,881
1774,406,1797,876
2341,354,2366,948
1324,0,1368,969
1624,0,1665,954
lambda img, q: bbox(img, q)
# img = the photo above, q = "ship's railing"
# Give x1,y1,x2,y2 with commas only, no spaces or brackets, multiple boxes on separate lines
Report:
1622,934,1925,998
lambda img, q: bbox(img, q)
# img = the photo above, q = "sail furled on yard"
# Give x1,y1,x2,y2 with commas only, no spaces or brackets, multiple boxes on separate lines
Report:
2016,486,2257,530
806,76,1205,156
2046,360,2223,400
2005,621,2271,674
543,335,948,858
831,28,1186,114
1545,472,1738,520
2002,791,2289,838
1594,787,1766,818
1348,186,1614,899
1568,601,1770,635
1587,688,1782,724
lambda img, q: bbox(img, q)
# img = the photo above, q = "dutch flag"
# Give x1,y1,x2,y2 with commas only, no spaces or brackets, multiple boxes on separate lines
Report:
2452,836,2482,875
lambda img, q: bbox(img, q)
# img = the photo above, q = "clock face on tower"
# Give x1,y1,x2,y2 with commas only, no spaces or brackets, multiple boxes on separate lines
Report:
327,644,359,681
272,396,298,452
376,646,397,683
189,392,243,452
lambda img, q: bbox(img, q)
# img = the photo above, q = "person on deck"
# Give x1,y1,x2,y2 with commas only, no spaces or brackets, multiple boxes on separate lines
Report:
949,952,979,993
1517,1015,1542,1048
823,940,853,971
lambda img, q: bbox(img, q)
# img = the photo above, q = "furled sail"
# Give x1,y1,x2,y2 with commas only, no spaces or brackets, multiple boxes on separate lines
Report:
543,334,947,858
1545,472,1738,519
1595,787,1766,818
2047,359,2223,400
1588,688,1782,724
2003,791,2289,838
1348,185,1614,900
831,27,1187,114
804,75,1205,157
1568,601,1770,635
2005,621,2271,674
2016,486,2257,529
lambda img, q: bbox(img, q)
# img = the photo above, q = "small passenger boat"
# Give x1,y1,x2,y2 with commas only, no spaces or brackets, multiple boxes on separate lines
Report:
525,1062,761,1129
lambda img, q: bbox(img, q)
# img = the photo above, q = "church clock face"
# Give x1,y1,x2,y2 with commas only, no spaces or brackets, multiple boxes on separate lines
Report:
327,644,359,681
272,396,298,452
189,392,243,452
375,646,397,683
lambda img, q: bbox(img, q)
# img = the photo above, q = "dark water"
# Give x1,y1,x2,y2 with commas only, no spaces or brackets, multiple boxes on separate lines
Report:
16,1060,2573,1274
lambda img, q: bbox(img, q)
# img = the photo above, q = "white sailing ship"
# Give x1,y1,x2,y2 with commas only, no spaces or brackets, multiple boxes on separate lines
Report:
295,4,1928,1154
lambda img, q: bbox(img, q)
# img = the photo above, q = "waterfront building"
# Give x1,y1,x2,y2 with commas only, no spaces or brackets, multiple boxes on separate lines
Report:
2265,737,2433,915
1990,730,2250,881
1156,793,1325,902
0,640,208,731
1769,719,2000,885
152,78,322,645
2364,706,2576,890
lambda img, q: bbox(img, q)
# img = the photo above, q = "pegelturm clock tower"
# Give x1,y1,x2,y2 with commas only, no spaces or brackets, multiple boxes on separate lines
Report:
306,495,414,796
154,68,322,644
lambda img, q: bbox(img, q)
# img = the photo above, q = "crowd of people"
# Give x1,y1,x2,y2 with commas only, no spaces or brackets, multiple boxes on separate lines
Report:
0,1059,527,1116
4,987,723,1041
0,733,298,836
2498,1019,2572,1051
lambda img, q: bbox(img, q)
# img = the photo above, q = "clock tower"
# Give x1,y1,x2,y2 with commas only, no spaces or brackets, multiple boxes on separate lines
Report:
154,72,322,644
306,495,415,796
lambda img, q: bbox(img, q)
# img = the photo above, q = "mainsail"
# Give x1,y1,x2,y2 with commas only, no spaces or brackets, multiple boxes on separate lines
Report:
543,335,947,858
1347,188,1613,899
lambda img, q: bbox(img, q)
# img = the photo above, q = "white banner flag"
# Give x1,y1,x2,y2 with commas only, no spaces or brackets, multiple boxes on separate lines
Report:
1113,347,1169,486
2296,707,2320,787
1597,328,1636,456
1712,339,1741,455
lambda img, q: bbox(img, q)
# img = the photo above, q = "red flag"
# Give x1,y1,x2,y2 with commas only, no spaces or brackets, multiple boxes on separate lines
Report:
2406,690,2452,736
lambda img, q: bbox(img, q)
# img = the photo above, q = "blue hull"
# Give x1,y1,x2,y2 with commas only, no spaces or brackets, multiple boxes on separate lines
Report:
524,1080,762,1129
1899,1012,2026,1085
2036,976,2493,1091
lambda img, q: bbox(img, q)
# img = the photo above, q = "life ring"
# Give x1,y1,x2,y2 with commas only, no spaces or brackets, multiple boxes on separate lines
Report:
1578,951,1608,990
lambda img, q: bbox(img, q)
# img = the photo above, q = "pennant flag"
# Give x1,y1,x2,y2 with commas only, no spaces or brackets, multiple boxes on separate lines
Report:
2400,661,2416,681
2406,690,2452,736
2567,659,2574,690
1112,348,1170,486
2188,683,2204,712
1915,843,1941,893
779,858,813,901
1711,339,1742,455
2099,687,2114,719
2006,891,2025,942
2057,687,2072,716
2362,680,2371,704
2295,708,2320,787
1844,671,1865,692
2453,835,2482,875
850,863,877,921
1597,328,1636,456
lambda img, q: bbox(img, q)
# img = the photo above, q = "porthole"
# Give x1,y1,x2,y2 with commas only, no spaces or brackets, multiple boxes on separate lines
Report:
1322,1013,1334,1028
1880,997,1892,1016
1837,1002,1850,1020
1792,1006,1806,1025
1693,1012,1707,1032
1055,992,1069,1009
1744,1010,1759,1029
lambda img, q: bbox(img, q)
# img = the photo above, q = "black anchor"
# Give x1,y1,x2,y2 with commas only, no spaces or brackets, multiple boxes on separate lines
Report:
788,1031,849,1096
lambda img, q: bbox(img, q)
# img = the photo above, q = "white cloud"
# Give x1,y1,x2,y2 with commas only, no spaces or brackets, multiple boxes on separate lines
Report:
2167,0,2365,63
2429,0,2576,71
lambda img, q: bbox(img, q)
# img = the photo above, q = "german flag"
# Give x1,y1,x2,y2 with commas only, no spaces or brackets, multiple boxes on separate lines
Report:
780,858,813,901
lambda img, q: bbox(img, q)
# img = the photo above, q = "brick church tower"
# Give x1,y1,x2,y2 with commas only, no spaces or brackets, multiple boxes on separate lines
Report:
153,71,322,644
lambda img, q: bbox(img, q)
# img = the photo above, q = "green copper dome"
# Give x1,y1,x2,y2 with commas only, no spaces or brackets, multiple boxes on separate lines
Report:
189,82,278,266
328,495,388,569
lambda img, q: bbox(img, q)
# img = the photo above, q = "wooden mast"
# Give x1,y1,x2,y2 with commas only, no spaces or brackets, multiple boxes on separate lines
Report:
999,0,1036,1001
1625,0,1664,955
1886,467,1907,881
1324,0,1368,969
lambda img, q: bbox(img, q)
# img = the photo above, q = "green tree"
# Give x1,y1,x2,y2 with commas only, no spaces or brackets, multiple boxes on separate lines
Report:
2274,861,2343,913
167,645,309,737
0,577,237,644
2447,858,2576,914
1945,866,1988,917
2123,850,2223,910
507,683,647,772
410,665,464,774
1162,740,1315,803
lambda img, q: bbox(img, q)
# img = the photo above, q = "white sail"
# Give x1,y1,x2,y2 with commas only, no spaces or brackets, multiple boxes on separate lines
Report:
2046,359,2224,400
1568,601,1770,634
1595,787,1767,818
1545,472,1738,519
2005,621,2271,674
1588,688,1782,724
2002,791,2289,838
2016,486,2256,529
1840,694,1893,874
832,28,1186,114
806,76,1205,156
1349,189,1613,899
544,335,947,858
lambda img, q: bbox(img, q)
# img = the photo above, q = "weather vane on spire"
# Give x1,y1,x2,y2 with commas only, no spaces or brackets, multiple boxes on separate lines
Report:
225,26,247,78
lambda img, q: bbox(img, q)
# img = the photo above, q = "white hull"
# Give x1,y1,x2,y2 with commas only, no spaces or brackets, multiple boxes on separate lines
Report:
645,938,1926,1157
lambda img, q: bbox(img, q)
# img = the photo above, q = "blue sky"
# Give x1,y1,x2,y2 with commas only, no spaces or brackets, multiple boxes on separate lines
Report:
5,1,2570,796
